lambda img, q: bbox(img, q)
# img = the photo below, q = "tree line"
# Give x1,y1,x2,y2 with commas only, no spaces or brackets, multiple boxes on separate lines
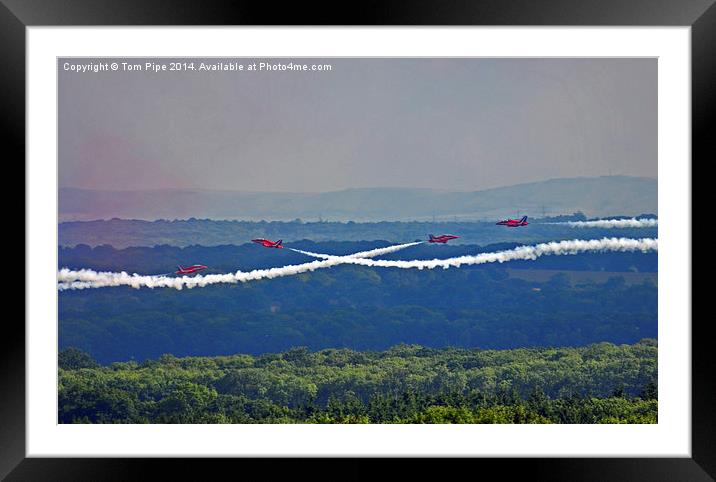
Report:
59,340,657,424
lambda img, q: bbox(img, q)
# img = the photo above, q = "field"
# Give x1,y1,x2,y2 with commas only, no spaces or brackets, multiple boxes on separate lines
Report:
506,269,657,286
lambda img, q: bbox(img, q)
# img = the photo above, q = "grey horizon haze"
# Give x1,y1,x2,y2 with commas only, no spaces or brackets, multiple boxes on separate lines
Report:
59,57,656,194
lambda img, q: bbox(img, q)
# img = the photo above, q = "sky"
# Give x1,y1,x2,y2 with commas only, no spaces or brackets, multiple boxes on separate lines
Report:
58,57,656,193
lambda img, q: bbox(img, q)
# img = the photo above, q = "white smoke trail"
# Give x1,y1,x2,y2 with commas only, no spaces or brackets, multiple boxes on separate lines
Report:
308,237,657,270
289,241,422,260
549,218,658,228
57,242,422,291
58,259,348,291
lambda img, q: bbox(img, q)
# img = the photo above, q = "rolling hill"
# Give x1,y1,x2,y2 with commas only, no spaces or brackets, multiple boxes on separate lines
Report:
59,175,657,222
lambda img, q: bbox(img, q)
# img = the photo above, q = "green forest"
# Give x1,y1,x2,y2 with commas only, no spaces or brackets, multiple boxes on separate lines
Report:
58,228,659,424
59,340,657,424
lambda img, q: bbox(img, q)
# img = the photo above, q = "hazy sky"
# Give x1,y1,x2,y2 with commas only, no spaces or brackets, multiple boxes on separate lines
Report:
59,57,656,192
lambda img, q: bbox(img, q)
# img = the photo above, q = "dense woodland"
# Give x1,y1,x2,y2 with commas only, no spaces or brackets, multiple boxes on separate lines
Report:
58,224,658,424
59,340,657,424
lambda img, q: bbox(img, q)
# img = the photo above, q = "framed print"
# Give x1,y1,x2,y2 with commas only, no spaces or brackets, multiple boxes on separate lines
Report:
5,0,712,479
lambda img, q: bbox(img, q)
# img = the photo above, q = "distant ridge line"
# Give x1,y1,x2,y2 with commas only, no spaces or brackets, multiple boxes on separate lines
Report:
59,176,657,223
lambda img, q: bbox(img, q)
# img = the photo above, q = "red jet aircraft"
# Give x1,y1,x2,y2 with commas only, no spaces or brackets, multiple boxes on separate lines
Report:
496,215,529,227
175,264,208,275
428,234,460,244
252,238,283,248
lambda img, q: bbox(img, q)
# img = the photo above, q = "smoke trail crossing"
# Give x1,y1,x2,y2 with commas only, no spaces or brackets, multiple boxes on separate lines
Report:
288,242,422,260
549,218,658,228
57,242,421,291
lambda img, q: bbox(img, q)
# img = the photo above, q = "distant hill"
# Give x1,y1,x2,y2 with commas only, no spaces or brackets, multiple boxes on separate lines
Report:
59,176,657,222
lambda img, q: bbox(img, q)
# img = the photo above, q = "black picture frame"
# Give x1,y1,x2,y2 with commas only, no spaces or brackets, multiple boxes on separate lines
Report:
4,0,711,479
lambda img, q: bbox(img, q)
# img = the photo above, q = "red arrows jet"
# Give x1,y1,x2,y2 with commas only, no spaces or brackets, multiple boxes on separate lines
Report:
496,215,529,227
428,234,460,244
175,264,208,275
252,238,283,249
